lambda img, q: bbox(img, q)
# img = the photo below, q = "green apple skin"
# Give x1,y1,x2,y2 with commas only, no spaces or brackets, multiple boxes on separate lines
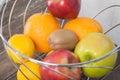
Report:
74,33,117,78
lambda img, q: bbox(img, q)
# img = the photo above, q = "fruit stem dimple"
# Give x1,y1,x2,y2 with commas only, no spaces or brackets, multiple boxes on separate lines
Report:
87,56,91,61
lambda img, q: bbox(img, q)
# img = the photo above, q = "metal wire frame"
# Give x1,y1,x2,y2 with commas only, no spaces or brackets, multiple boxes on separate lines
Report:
1,0,120,80
0,0,77,80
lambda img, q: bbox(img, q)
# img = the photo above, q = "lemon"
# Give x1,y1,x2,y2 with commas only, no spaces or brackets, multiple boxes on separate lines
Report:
7,34,35,64
17,61,41,80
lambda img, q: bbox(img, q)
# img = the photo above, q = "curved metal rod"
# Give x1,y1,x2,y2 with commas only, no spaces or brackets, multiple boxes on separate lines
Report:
93,5,120,19
4,30,41,79
92,5,120,35
23,0,32,25
0,1,41,79
8,0,18,37
2,32,119,67
4,35,75,80
0,1,120,69
0,0,76,79
19,45,120,67
0,0,8,34
104,23,120,34
23,0,46,25
7,51,30,80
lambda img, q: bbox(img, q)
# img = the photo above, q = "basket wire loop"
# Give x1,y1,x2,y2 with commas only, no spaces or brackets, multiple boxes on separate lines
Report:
0,0,8,34
93,5,120,19
5,39,75,80
41,64,75,80
23,0,46,25
0,34,30,79
1,0,120,69
44,7,48,13
1,0,120,80
92,5,120,34
5,37,41,79
22,0,75,79
104,23,120,34
3,32,119,68
23,0,32,25
7,53,30,80
8,0,18,37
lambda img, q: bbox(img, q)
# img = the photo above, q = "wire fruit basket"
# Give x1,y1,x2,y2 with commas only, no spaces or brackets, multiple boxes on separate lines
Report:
0,0,120,80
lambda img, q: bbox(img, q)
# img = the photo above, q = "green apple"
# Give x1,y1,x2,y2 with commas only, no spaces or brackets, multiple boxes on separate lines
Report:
74,33,117,78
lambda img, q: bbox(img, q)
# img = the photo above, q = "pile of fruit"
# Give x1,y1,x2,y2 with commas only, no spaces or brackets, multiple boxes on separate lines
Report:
6,0,118,80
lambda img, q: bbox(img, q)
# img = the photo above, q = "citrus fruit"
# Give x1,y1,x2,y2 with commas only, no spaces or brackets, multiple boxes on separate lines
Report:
24,13,61,53
64,17,103,40
7,34,35,64
17,61,41,80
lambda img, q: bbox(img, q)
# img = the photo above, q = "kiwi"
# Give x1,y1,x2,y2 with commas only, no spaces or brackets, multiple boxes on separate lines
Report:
48,29,79,50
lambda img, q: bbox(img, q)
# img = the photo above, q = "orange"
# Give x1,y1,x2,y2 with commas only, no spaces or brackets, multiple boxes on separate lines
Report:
7,34,35,64
24,13,61,53
17,61,41,80
64,17,103,40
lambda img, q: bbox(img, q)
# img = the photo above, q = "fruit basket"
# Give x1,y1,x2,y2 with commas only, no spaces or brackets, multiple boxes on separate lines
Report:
0,0,120,80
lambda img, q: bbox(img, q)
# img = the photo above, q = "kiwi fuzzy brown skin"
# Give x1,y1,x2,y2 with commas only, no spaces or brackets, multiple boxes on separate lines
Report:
48,29,79,50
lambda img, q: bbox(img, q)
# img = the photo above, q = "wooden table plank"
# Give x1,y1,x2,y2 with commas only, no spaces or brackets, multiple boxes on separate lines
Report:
0,49,17,80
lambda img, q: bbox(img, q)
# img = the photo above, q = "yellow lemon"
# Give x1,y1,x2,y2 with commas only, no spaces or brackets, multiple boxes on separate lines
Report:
7,34,35,64
17,61,41,80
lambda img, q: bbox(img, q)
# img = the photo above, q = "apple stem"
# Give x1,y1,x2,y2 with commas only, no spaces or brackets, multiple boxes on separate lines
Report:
86,56,91,61
76,45,120,66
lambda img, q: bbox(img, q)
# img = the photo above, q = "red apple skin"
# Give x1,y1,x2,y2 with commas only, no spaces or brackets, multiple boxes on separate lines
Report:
41,49,81,80
47,0,81,19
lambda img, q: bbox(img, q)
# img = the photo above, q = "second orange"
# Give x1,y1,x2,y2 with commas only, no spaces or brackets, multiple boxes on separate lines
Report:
24,13,61,53
64,17,103,40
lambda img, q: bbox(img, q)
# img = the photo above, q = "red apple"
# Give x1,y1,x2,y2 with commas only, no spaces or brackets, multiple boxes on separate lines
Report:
47,0,81,19
41,49,81,80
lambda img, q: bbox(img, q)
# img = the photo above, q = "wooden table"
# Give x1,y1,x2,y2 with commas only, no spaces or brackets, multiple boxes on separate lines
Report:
0,0,120,80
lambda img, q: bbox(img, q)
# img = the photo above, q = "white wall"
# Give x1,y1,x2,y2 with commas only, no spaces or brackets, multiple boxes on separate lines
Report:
79,0,120,45
0,0,8,11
